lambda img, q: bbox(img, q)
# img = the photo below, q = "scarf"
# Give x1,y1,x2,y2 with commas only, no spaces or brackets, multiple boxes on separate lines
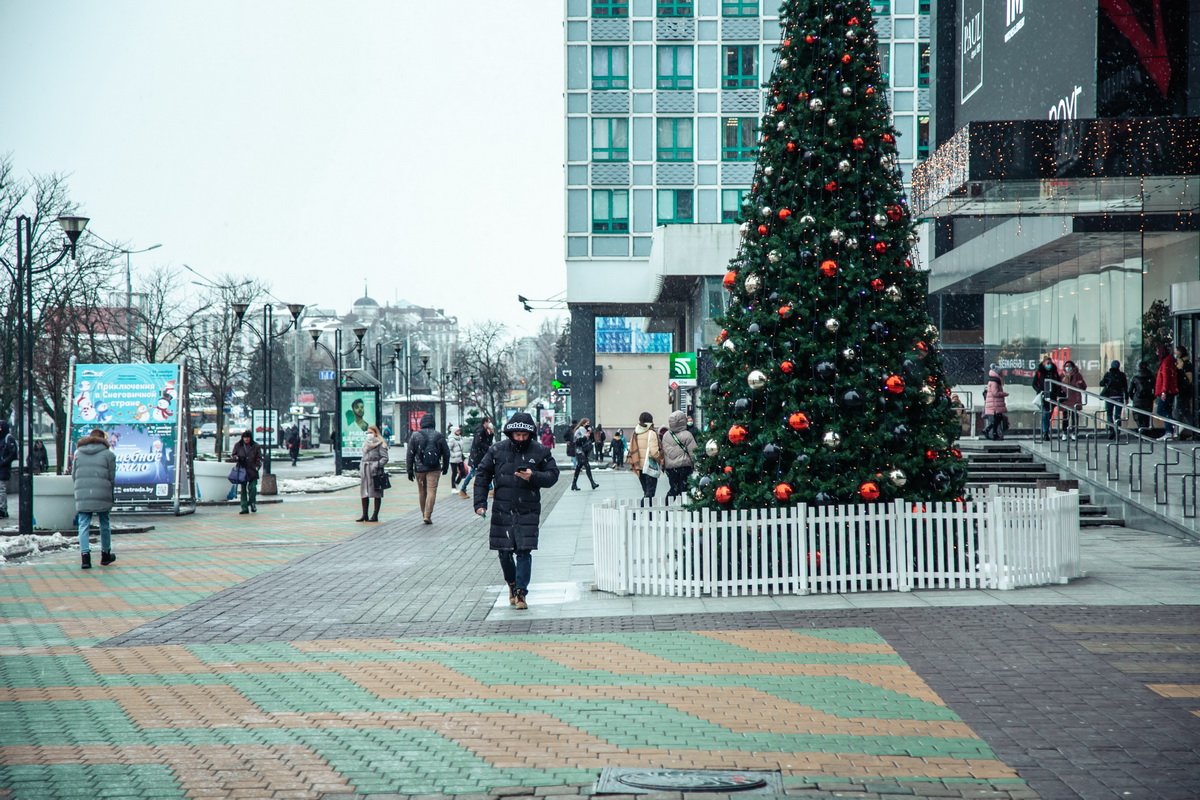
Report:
362,434,383,455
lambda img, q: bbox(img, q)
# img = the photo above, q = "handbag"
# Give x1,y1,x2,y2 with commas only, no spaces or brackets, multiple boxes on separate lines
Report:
1030,391,1044,410
373,470,392,490
227,465,249,485
642,456,662,479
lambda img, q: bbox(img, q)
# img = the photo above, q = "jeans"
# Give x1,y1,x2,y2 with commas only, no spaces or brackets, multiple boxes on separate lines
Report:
460,466,476,493
638,471,658,506
240,480,258,511
415,471,440,520
497,549,532,591
665,465,693,498
1104,398,1122,432
0,477,7,514
1041,402,1054,436
1156,396,1176,435
77,511,111,554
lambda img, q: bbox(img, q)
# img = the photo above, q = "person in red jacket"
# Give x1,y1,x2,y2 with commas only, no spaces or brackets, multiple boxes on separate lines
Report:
1060,360,1087,441
1155,344,1179,440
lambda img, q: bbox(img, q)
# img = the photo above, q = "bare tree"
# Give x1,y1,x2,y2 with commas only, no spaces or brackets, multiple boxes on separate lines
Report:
128,265,198,364
456,321,517,427
186,276,266,456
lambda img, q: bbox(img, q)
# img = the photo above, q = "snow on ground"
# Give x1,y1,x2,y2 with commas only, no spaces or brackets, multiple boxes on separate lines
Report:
277,475,360,494
0,533,71,563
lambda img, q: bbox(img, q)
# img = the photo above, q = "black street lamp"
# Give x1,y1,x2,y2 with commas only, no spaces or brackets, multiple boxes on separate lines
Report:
0,214,90,535
307,326,366,474
232,302,305,476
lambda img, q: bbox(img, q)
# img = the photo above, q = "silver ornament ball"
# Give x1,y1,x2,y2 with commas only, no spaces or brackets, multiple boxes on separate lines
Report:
747,370,768,390
764,165,774,175
885,285,902,301
845,237,859,250
873,213,889,226
744,274,762,295
888,469,907,488
824,318,841,333
838,159,852,173
827,116,837,128
776,120,786,131
829,228,846,243
840,84,852,96
822,431,842,450
768,250,782,263
841,347,858,361
919,386,936,405
723,338,737,352
808,98,824,111
800,214,816,226
705,439,719,457
760,206,772,216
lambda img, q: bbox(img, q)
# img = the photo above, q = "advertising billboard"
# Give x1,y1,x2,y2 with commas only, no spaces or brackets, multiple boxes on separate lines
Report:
70,363,183,503
950,0,1098,128
339,387,379,453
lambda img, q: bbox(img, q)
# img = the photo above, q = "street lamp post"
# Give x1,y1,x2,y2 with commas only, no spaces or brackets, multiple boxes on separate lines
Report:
307,326,366,475
232,302,305,477
123,244,162,361
0,214,90,536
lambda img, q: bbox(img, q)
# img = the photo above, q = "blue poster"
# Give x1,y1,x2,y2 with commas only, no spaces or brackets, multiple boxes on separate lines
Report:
70,423,177,502
595,317,673,354
71,364,181,426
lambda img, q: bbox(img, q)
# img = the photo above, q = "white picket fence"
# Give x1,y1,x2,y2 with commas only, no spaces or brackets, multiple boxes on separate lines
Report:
592,487,1081,596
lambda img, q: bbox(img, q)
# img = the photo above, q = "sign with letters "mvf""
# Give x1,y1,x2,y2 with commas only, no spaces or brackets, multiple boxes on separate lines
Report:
668,352,697,389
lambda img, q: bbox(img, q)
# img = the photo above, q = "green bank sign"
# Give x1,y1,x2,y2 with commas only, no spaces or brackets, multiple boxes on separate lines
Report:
669,352,697,389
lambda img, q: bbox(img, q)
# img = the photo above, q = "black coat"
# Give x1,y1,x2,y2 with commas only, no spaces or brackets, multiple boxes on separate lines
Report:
468,427,494,467
473,438,559,551
406,416,450,477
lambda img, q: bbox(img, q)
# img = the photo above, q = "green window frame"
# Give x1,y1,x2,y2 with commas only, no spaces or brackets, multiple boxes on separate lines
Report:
656,118,694,162
721,188,748,223
657,46,694,90
592,0,628,17
657,190,694,225
721,0,757,16
722,117,757,161
919,0,930,13
593,189,630,233
917,116,930,159
869,0,889,14
592,46,629,90
918,44,930,87
658,0,693,16
722,45,757,89
592,118,629,162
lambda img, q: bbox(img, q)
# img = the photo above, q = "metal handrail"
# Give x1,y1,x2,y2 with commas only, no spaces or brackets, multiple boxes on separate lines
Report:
1037,377,1197,522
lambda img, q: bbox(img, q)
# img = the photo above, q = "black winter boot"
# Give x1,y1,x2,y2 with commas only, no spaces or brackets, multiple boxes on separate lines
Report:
81,553,91,570
100,551,116,566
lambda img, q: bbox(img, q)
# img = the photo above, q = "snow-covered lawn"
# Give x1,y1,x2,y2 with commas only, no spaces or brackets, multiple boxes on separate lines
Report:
277,475,359,494
0,532,71,563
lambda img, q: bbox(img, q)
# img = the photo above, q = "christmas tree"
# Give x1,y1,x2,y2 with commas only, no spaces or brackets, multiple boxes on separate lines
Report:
691,0,967,510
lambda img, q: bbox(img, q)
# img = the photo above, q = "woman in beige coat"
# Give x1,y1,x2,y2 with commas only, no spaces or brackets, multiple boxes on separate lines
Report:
358,425,389,522
626,411,662,506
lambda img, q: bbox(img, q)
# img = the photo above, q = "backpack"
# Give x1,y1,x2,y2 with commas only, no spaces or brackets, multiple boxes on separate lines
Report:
417,433,442,469
1,434,17,466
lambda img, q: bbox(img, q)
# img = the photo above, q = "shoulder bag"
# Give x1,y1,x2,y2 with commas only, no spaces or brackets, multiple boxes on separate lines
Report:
373,470,392,490
640,432,662,478
227,465,249,485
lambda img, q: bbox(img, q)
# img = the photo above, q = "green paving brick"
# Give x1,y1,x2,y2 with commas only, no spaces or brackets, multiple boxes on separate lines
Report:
0,622,78,648
0,655,98,689
0,763,183,800
0,701,141,747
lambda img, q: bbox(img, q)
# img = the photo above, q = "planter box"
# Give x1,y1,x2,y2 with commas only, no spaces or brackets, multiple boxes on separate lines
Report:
193,460,235,503
32,474,79,532
593,487,1082,597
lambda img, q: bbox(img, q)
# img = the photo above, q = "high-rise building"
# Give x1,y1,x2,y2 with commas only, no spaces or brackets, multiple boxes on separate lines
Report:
564,0,932,427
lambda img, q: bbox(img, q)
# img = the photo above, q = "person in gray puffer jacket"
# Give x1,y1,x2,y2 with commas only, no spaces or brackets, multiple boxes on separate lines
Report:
72,428,117,570
661,410,698,500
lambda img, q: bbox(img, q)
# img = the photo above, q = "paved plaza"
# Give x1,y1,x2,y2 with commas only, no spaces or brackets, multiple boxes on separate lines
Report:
2,468,1199,800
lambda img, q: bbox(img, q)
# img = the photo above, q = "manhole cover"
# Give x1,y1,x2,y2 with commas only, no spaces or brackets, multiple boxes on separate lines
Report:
597,768,782,794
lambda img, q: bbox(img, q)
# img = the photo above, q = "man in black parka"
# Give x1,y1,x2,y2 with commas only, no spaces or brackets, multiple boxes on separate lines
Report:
473,412,559,609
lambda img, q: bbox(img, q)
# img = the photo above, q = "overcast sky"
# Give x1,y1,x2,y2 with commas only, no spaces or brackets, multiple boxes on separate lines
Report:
0,1,566,336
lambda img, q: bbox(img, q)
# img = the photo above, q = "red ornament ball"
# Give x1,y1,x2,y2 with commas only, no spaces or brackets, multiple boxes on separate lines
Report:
778,208,791,220
852,137,865,150
775,103,786,112
915,341,930,352
824,180,839,192
723,270,738,289
788,412,810,431
787,142,797,152
715,328,728,344
903,258,913,269
728,424,748,444
885,375,905,394
925,449,938,461
841,54,852,64
783,38,792,46
716,486,733,504
882,133,896,145
723,465,733,474
865,86,875,96
870,278,884,291
805,34,816,43
778,304,794,318
781,360,795,374
859,481,880,501
774,483,794,501
797,91,809,100
757,224,769,235
874,242,889,254
820,260,839,277
886,205,904,221
848,16,860,24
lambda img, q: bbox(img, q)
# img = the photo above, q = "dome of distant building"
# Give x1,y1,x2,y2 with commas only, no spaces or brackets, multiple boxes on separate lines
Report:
353,295,379,308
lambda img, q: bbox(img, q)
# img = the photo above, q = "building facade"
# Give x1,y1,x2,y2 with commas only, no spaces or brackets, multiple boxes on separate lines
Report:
564,0,933,424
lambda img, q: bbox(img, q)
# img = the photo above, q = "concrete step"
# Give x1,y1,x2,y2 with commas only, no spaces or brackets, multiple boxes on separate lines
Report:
965,472,1062,483
968,462,1049,472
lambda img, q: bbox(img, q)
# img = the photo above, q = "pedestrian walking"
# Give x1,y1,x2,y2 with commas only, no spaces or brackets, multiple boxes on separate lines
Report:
472,412,559,610
0,421,17,518
1176,346,1194,437
1099,360,1129,439
29,440,49,474
610,429,626,469
1155,344,1179,439
286,426,301,466
458,418,494,498
406,413,450,523
447,426,466,489
1128,360,1156,432
661,410,697,499
570,418,599,490
357,425,389,522
982,365,1009,440
72,428,116,570
627,412,663,506
592,425,607,464
539,424,555,450
1033,356,1062,442
1060,360,1087,440
228,431,263,514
